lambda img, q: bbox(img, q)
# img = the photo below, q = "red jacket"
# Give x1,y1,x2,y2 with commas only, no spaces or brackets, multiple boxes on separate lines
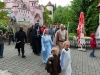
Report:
90,34,97,49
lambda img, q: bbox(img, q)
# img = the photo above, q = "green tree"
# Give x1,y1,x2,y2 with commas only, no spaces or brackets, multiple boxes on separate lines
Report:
43,7,52,26
67,0,100,35
85,0,99,35
53,3,57,12
0,2,9,33
0,10,10,20
0,1,5,8
53,6,70,26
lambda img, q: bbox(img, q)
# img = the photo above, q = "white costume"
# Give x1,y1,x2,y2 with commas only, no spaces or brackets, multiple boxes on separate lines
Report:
60,48,72,75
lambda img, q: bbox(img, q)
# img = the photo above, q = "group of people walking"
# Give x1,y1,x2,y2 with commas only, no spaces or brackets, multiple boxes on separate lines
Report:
0,22,72,75
1,20,98,75
26,23,72,75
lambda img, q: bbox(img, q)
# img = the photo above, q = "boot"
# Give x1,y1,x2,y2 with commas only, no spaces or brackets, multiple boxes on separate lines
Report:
18,49,20,56
22,55,26,58
18,53,20,56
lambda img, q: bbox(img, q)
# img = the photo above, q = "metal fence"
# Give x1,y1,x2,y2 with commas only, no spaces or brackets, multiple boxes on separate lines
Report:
69,38,100,48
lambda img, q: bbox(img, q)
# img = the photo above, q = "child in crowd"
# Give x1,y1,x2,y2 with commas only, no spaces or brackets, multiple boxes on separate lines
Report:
45,47,61,75
90,33,97,57
0,30,6,58
60,41,72,75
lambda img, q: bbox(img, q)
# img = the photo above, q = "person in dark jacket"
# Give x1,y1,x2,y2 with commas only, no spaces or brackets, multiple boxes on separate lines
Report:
49,25,55,41
90,33,97,57
45,47,61,75
31,22,42,55
26,25,34,45
7,26,14,45
0,30,6,58
15,26,26,58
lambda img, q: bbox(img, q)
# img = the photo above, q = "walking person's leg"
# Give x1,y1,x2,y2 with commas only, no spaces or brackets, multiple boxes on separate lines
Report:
1,44,4,57
92,49,95,57
41,51,47,63
18,48,20,56
0,45,2,57
90,49,94,57
12,35,14,43
8,35,11,45
21,48,26,58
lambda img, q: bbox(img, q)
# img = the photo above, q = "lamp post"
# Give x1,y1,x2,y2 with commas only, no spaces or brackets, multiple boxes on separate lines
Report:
97,3,100,25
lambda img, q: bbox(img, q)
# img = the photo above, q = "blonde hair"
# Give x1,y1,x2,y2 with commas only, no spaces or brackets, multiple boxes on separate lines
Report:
60,24,64,28
63,41,70,47
51,47,59,53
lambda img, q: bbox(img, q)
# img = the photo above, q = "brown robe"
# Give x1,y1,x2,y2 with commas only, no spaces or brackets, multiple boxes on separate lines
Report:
53,29,67,52
45,54,61,75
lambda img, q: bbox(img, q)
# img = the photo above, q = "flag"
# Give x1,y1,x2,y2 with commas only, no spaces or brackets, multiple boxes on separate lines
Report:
77,12,85,46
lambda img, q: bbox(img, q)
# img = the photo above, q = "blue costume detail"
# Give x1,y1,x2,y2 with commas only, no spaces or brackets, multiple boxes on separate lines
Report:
60,50,65,70
41,35,53,63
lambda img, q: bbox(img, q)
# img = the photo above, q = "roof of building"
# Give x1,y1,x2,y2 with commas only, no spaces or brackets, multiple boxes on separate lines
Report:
46,1,53,7
29,0,38,2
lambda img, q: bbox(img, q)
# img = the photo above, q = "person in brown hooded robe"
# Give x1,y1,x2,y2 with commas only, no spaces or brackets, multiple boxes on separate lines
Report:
45,47,61,75
53,24,67,53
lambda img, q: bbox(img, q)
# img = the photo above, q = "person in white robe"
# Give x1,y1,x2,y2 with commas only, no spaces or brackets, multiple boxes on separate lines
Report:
60,41,72,75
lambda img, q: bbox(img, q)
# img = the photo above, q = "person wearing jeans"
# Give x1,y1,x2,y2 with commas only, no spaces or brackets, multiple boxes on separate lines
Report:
90,33,97,57
0,30,6,58
90,49,95,57
0,44,4,57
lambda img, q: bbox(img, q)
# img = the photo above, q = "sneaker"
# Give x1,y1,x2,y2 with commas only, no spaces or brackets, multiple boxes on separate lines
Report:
89,55,93,57
18,54,20,56
93,56,96,57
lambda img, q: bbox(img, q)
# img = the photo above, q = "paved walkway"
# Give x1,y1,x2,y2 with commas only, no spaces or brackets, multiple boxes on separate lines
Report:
0,43,100,75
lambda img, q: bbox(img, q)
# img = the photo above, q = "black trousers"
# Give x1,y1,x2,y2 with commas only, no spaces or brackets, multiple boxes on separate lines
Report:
18,48,25,56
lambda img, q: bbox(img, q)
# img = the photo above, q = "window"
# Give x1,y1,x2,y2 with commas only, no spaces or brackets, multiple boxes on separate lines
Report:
49,11,52,15
32,3,33,6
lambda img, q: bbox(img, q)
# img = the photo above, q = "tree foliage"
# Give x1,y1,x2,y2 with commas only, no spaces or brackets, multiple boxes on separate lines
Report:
53,3,57,12
0,1,5,8
53,0,100,35
43,7,52,26
53,6,70,26
0,10,10,20
0,2,9,33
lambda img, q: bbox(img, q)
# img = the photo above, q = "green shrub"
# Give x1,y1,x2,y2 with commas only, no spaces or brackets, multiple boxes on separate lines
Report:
0,20,8,26
68,33,76,38
0,22,8,33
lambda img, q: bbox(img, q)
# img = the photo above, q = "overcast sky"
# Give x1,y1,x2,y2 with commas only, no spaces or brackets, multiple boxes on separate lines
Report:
0,0,73,6
39,0,73,6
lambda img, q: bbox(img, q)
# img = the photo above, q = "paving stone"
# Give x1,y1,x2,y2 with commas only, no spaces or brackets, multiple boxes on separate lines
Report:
0,43,100,75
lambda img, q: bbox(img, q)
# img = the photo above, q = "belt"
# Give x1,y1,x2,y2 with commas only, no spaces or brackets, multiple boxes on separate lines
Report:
58,40,65,42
